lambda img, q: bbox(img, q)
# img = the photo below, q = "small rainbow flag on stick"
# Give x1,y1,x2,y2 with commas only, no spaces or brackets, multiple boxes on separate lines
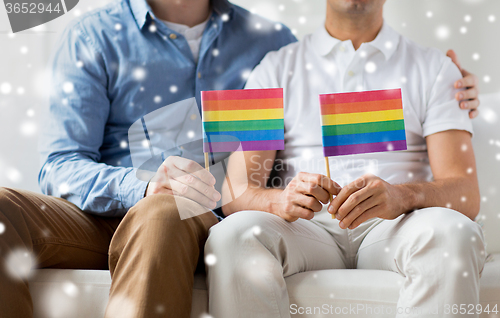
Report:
201,88,284,201
319,88,407,157
319,88,407,218
201,88,285,161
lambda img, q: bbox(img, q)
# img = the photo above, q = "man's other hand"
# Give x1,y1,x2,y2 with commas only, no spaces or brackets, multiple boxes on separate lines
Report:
274,172,341,222
447,49,480,119
328,174,407,229
145,156,221,210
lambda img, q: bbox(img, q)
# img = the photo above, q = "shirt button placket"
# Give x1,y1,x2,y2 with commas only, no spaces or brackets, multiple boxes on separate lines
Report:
345,65,359,92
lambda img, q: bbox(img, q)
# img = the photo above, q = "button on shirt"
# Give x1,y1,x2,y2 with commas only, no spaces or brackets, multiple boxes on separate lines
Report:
162,17,209,63
39,0,296,216
245,22,472,187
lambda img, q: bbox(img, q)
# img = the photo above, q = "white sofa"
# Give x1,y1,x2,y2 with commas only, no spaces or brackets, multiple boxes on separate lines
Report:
29,93,500,318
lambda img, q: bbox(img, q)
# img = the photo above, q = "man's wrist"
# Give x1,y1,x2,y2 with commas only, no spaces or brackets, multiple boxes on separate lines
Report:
395,183,422,214
266,189,285,217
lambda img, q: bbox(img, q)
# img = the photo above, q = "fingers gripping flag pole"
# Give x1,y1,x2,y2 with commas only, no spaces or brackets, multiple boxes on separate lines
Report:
319,88,407,219
201,88,285,201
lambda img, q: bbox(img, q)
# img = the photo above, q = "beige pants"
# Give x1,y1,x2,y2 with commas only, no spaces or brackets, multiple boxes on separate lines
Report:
206,207,486,318
0,187,218,318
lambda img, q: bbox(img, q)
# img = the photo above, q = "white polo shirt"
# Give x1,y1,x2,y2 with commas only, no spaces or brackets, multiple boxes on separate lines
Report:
245,22,473,187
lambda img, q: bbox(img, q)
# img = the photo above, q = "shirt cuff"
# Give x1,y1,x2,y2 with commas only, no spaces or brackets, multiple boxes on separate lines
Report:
119,168,149,211
422,121,474,138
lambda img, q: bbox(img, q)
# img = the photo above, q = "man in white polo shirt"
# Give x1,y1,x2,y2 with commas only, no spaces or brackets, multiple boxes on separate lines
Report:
205,0,486,317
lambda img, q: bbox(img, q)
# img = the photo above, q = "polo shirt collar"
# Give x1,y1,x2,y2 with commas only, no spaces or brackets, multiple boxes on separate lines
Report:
312,24,343,57
312,21,400,60
368,22,400,61
128,0,233,30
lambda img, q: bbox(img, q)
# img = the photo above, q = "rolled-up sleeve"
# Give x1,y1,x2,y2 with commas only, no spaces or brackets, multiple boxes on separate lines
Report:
38,22,148,216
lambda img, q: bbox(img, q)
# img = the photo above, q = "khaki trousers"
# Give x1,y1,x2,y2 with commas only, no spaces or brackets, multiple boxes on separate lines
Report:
0,187,218,318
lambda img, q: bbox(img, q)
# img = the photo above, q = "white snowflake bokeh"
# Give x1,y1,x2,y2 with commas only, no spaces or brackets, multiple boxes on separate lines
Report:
0,82,12,94
20,121,37,136
5,248,36,280
62,281,79,298
155,304,165,314
241,69,252,80
132,67,146,81
435,25,450,40
252,225,262,235
365,61,377,73
205,253,217,266
6,168,22,183
62,82,74,94
59,183,70,195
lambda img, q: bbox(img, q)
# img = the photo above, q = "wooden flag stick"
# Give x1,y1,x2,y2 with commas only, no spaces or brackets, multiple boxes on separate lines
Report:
325,157,334,219
220,159,236,201
204,152,210,172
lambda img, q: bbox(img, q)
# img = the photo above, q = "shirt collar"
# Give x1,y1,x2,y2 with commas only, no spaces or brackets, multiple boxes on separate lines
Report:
367,22,400,61
212,0,232,16
312,24,343,57
129,0,152,30
128,0,233,30
312,21,400,60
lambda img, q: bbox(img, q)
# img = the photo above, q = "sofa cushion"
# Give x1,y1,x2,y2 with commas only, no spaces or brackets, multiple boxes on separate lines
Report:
28,270,208,318
29,254,500,318
286,254,500,318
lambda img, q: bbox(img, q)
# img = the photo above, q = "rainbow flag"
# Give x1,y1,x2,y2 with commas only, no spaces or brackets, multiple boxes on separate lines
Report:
319,89,407,157
201,88,285,152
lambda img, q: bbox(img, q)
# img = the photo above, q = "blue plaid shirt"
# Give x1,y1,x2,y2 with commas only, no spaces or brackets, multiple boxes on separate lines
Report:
39,0,296,216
